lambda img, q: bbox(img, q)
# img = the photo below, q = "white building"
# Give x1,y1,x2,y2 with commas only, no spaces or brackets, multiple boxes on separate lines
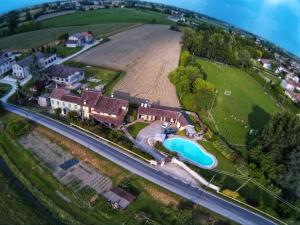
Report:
12,52,57,79
0,54,11,76
66,32,94,48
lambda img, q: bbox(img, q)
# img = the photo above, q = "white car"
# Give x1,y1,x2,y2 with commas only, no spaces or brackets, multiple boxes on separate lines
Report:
161,122,172,129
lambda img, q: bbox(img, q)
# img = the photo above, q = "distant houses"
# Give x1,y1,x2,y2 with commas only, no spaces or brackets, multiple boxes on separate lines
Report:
48,88,129,128
66,32,94,48
0,53,11,76
12,52,57,79
258,58,272,70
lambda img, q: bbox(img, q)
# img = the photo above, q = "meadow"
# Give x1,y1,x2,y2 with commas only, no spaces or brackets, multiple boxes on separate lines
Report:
41,8,173,28
197,59,279,151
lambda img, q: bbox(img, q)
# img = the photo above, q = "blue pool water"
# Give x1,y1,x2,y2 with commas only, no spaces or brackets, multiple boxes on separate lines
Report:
163,138,216,168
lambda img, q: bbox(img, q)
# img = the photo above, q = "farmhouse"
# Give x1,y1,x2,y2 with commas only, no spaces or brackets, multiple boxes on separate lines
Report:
66,32,94,48
12,52,57,79
137,103,196,133
0,53,11,76
45,64,84,88
49,88,128,128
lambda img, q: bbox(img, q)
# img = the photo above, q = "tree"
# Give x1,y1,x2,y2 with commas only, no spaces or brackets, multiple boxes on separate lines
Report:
54,108,62,118
250,112,300,184
58,33,69,42
25,10,32,21
7,11,19,32
238,49,251,67
29,54,46,82
181,28,196,50
0,101,4,115
67,111,79,124
179,50,190,66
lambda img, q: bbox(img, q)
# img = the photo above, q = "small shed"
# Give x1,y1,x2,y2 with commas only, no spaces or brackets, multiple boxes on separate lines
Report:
38,93,50,107
104,187,136,209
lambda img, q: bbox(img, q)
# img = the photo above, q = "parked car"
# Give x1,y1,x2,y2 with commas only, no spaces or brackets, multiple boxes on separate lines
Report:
165,127,178,135
161,122,172,129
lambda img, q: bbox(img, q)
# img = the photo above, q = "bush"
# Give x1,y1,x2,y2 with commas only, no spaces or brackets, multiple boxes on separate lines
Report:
67,110,79,124
222,189,240,199
6,119,31,138
54,108,62,118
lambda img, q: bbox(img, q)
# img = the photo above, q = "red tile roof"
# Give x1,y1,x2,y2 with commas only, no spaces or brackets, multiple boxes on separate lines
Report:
80,89,101,107
138,105,191,127
49,88,128,127
49,88,70,99
94,96,128,115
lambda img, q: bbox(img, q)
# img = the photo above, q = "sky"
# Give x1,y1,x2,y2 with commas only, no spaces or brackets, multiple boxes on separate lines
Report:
0,0,299,57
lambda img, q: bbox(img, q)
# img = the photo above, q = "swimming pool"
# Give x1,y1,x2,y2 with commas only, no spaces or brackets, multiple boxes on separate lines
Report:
163,138,217,169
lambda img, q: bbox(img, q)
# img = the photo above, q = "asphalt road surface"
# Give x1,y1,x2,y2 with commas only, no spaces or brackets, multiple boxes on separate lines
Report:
4,103,277,225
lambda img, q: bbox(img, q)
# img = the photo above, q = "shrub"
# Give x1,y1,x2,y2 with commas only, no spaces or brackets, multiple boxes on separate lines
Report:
222,189,240,199
54,108,62,118
6,119,31,138
67,110,79,124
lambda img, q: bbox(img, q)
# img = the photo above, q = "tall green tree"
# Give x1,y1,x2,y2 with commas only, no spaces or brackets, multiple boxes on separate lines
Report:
29,54,46,82
7,11,19,32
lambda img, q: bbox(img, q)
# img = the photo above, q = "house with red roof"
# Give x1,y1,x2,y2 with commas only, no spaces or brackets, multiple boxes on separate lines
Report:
137,102,196,135
49,88,128,128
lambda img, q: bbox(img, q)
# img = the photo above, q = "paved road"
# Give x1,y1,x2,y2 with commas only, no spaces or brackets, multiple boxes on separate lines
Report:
4,103,277,225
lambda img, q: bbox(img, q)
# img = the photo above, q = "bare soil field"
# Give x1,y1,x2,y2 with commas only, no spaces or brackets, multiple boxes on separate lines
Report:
74,24,181,107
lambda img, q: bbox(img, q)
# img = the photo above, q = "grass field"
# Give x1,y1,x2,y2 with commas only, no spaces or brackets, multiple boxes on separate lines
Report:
127,122,149,138
197,59,279,150
41,8,173,28
0,83,12,98
0,23,137,49
0,168,53,225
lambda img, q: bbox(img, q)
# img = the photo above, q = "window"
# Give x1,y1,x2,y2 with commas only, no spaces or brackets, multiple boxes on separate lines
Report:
51,100,54,105
57,101,59,105
69,103,71,108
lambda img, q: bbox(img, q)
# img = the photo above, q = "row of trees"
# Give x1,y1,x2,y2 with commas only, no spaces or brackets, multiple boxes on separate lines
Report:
249,112,300,220
181,27,265,68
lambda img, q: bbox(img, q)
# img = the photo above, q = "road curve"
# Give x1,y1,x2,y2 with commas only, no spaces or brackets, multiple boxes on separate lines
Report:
4,103,277,225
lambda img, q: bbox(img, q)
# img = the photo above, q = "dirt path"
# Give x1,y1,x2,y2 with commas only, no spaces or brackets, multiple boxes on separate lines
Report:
74,24,181,107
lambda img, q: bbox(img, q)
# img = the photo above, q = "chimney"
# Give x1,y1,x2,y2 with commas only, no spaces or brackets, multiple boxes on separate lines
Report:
83,100,86,105
111,92,114,98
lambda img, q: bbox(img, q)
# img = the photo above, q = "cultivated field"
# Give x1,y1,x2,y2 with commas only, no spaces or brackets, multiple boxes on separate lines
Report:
74,25,181,107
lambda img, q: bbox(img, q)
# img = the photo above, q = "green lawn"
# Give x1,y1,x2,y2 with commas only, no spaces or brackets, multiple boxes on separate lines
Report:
0,83,12,98
0,169,53,225
0,23,137,50
197,59,279,149
56,44,81,57
127,122,148,138
41,8,173,28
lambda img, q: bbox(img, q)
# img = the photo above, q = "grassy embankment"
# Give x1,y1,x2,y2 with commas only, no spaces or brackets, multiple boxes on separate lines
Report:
0,8,173,50
0,83,12,98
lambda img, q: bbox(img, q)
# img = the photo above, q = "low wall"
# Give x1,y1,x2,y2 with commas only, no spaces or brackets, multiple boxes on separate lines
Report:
171,158,220,192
